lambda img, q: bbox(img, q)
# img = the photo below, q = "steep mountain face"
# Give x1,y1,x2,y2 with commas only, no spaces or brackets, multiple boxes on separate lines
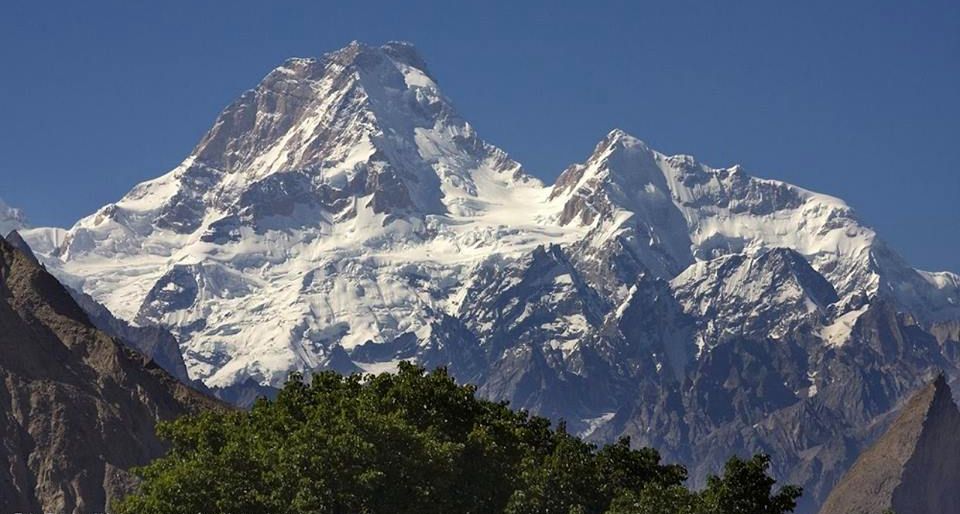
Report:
4,230,40,265
549,131,960,322
4,230,192,383
0,237,219,513
66,285,192,383
671,247,839,342
26,41,567,389
19,41,960,513
819,376,960,514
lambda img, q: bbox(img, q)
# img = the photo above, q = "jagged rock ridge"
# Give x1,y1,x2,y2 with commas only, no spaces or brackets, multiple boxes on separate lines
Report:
4,230,192,383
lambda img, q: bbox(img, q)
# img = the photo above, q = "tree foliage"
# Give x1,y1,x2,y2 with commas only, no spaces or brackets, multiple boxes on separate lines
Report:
117,363,800,514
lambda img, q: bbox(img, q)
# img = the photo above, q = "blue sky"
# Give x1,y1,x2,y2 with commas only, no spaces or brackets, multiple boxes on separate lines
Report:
1,1,958,272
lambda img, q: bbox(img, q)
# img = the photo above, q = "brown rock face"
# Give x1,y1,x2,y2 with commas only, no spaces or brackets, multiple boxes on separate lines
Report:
819,375,960,514
0,237,219,513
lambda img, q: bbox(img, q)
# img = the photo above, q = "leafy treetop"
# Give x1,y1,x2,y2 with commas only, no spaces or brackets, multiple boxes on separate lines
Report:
117,363,800,514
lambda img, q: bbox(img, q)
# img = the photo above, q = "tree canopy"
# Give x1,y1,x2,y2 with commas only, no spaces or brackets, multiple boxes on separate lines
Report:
117,363,800,514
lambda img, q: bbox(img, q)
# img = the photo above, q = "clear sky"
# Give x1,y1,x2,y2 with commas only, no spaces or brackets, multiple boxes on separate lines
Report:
1,1,958,272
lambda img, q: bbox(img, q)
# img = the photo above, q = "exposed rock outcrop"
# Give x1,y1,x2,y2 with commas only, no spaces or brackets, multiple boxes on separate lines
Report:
819,375,960,514
0,237,220,513
66,285,192,383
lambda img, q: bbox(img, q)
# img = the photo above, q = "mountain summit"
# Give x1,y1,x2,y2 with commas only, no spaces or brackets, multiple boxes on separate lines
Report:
18,41,960,513
98,40,538,242
25,41,569,387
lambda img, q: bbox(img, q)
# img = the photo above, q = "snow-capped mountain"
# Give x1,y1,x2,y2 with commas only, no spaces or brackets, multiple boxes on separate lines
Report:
551,131,960,322
0,197,27,236
27,41,572,388
20,41,960,513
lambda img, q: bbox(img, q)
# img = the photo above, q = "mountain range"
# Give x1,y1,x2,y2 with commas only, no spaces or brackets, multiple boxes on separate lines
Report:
11,41,960,513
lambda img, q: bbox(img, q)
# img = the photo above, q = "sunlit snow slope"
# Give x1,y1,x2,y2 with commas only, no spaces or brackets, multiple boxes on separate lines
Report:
23,41,960,392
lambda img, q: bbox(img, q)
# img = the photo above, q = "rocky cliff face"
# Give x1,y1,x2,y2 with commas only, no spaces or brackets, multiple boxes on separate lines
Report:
820,375,960,514
18,41,960,513
0,237,219,513
65,284,192,383
5,229,192,384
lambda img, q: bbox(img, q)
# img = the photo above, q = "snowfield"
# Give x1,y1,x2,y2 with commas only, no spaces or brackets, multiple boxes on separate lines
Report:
20,41,960,393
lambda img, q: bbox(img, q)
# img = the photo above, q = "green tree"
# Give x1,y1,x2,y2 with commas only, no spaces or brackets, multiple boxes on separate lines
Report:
604,455,800,514
606,483,700,514
504,426,604,514
116,363,800,514
699,454,802,514
596,437,687,499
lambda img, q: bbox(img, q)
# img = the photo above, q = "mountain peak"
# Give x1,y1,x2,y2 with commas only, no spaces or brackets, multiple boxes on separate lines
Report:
189,40,446,175
550,129,671,227
379,40,431,74
582,129,655,167
83,38,539,240
600,128,647,149
320,40,434,79
550,130,654,202
600,128,629,145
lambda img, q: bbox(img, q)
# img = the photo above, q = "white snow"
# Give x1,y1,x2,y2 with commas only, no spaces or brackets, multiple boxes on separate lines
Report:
579,412,616,438
356,359,405,375
21,43,960,392
819,306,869,347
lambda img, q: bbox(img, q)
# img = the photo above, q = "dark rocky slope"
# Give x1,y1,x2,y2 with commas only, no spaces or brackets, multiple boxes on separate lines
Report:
7,229,194,386
64,284,191,383
0,237,220,513
819,375,960,514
